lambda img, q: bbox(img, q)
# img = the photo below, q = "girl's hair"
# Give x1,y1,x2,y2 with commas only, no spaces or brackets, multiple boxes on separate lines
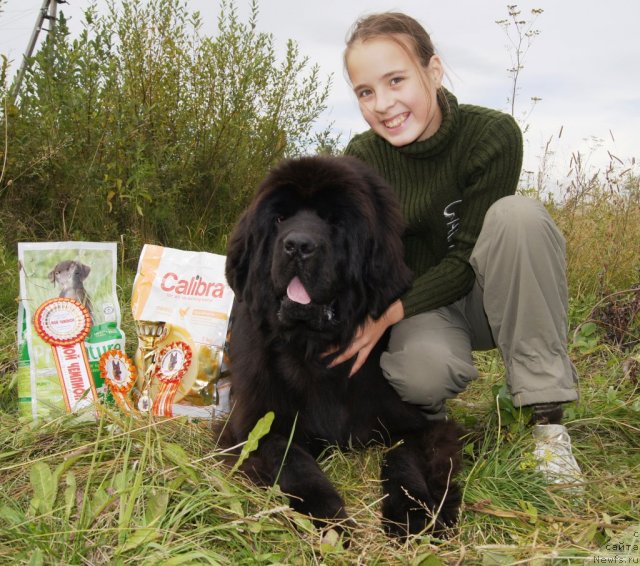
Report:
344,12,448,108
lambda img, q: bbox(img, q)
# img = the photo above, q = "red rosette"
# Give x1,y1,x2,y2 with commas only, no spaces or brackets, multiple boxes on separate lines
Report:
33,298,96,416
155,341,192,384
99,350,136,394
34,298,92,347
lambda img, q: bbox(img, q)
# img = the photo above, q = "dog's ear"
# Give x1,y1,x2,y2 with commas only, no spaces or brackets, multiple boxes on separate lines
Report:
226,200,275,314
361,171,413,320
225,210,262,303
225,209,253,301
79,263,91,280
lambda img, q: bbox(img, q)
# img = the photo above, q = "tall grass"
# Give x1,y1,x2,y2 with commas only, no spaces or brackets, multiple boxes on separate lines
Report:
0,409,323,564
0,160,638,563
552,152,640,299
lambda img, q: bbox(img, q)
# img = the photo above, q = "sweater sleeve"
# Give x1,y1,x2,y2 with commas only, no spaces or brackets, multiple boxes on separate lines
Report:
401,113,523,316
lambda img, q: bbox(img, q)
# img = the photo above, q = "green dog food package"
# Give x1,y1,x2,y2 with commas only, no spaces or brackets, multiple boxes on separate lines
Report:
17,242,125,421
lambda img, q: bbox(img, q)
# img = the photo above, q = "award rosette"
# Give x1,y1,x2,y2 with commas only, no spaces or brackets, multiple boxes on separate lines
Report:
99,350,136,413
33,298,97,414
152,341,192,416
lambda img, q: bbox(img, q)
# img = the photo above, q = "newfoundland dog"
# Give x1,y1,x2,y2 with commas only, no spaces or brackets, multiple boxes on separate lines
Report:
223,155,462,537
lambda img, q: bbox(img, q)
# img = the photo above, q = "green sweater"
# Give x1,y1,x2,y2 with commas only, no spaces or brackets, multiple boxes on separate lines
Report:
345,90,523,317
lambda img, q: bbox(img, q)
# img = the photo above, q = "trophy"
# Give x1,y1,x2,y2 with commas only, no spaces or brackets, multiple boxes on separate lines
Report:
134,320,169,412
196,344,224,405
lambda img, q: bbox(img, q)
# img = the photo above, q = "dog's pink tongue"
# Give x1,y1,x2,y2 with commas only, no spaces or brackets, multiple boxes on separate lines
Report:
287,276,311,305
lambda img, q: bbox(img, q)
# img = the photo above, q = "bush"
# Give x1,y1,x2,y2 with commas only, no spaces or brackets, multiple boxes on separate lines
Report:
0,0,333,258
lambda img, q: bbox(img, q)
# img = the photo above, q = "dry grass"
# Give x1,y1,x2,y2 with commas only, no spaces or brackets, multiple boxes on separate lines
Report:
0,153,638,564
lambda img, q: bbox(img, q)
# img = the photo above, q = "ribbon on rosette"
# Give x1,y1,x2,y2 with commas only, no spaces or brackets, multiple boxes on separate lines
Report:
99,350,137,413
33,297,96,414
152,341,192,417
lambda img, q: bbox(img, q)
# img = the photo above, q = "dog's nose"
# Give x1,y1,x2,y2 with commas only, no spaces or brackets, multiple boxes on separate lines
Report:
284,232,317,260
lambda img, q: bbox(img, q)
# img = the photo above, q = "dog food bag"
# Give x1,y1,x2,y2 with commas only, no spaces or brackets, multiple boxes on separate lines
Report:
17,242,125,421
130,244,234,419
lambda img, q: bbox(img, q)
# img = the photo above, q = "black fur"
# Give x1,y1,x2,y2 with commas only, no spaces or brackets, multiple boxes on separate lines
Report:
222,155,462,537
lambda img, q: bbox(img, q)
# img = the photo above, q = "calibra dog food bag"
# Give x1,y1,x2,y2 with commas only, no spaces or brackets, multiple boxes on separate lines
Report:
130,245,234,419
17,242,125,421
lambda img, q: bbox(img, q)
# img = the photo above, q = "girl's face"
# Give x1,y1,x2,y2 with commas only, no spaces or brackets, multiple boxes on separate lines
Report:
346,37,443,147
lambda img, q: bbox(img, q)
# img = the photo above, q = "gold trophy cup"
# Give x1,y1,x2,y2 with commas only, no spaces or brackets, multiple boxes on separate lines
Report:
134,320,169,412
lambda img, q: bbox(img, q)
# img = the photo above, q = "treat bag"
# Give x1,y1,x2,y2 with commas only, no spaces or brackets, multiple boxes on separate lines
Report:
131,244,234,418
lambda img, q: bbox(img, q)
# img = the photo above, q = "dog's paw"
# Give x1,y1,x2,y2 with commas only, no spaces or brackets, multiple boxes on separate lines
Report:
381,484,460,539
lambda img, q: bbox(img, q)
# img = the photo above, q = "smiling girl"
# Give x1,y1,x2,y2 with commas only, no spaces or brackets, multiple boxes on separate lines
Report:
333,12,582,487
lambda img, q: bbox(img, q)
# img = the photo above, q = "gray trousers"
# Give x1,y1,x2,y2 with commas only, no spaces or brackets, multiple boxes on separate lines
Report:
381,195,579,418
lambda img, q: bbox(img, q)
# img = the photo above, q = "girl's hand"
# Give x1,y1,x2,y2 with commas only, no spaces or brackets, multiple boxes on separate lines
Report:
326,300,404,376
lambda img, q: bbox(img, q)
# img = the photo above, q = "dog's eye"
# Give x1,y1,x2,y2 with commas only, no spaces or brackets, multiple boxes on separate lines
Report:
275,215,285,224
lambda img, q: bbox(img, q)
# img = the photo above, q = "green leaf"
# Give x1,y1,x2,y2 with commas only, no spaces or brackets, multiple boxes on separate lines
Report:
231,411,274,474
0,450,23,462
53,455,81,488
64,472,77,521
28,548,44,566
30,462,57,515
106,190,116,213
412,554,444,566
482,550,517,565
28,498,41,518
119,526,159,553
247,519,263,533
158,551,225,566
0,505,25,527
87,487,113,524
517,499,538,523
162,442,198,484
114,469,134,492
162,442,190,467
167,474,187,492
580,322,597,336
119,457,146,535
576,522,598,546
144,490,169,527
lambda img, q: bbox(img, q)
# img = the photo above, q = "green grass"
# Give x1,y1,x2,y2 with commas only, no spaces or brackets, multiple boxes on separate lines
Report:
0,167,639,564
0,279,638,564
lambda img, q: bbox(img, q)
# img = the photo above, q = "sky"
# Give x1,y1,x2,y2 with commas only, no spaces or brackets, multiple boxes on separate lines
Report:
1,0,639,190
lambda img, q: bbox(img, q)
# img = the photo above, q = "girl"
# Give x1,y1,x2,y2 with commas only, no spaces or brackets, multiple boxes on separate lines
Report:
331,12,582,486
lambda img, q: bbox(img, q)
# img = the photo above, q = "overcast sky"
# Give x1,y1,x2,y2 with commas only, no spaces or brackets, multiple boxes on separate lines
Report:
1,0,638,189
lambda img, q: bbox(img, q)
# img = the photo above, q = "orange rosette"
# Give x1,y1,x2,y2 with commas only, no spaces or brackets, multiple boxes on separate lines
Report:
33,298,91,347
32,298,97,415
152,341,192,417
99,350,137,413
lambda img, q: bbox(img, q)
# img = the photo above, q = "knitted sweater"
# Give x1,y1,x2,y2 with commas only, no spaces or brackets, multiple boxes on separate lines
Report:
344,89,523,317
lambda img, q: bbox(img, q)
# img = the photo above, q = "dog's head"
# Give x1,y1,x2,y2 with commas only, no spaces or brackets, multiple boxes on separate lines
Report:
48,260,91,289
226,156,412,346
168,351,179,371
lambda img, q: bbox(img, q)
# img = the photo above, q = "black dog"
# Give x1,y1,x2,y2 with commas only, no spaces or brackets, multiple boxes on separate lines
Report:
223,155,462,537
